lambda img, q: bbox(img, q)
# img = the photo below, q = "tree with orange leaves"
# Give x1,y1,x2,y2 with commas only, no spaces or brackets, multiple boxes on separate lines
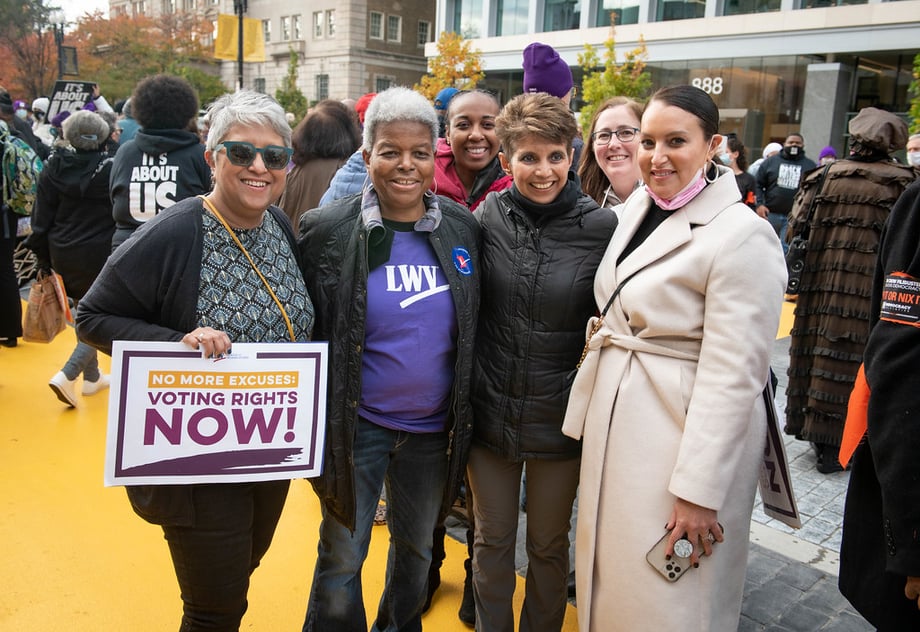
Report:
414,31,484,102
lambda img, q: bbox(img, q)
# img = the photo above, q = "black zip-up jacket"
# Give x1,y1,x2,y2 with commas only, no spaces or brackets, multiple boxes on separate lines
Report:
471,188,617,460
298,193,480,531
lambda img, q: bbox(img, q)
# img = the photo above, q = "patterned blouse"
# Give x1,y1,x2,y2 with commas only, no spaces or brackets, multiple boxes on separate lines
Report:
197,209,314,342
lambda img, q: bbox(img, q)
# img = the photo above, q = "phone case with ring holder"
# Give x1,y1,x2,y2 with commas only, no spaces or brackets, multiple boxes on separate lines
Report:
645,524,723,582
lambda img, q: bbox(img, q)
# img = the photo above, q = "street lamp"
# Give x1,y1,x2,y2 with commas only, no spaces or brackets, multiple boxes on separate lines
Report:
49,10,65,80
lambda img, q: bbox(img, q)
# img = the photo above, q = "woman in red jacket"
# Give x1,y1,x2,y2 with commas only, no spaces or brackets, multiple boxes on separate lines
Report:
434,90,512,212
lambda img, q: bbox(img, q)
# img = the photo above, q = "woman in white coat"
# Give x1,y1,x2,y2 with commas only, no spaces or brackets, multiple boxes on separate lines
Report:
563,85,786,631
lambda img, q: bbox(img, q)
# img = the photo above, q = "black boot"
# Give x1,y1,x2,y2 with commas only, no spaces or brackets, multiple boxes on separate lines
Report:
458,557,475,626
815,442,845,474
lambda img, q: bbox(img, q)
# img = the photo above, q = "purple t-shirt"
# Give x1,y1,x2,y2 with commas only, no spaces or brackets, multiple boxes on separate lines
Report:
359,229,458,432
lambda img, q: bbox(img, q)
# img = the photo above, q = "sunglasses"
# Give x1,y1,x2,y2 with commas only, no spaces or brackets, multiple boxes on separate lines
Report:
215,141,293,170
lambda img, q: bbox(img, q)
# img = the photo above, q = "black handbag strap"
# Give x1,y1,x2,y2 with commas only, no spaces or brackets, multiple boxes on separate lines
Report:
794,163,833,242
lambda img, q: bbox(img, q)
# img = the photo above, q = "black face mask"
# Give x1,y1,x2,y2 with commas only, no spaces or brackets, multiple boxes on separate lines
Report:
783,145,801,159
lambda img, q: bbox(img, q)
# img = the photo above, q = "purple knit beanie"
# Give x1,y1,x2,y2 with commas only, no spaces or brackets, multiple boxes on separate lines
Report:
522,42,573,99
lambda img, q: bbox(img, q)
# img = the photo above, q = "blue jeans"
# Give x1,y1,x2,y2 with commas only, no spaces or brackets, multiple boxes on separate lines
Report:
303,417,449,632
767,212,789,254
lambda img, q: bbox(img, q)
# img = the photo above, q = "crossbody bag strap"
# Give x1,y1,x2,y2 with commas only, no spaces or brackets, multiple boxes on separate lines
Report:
575,267,643,370
199,196,297,342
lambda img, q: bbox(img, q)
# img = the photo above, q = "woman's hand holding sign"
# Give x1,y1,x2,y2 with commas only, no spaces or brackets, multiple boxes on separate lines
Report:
184,327,232,359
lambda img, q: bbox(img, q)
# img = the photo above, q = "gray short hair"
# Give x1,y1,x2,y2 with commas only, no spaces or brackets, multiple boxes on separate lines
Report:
362,87,438,153
205,90,292,151
63,110,110,150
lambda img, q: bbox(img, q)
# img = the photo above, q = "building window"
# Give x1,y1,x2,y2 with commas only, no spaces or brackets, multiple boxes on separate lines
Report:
375,76,394,92
326,10,335,36
595,0,640,25
254,77,266,93
184,0,195,10
417,20,430,46
292,15,302,39
654,0,705,21
162,0,175,13
544,0,581,32
369,11,384,39
313,12,323,38
281,15,291,40
386,15,402,42
722,0,780,14
262,19,271,43
451,0,483,38
316,74,330,100
496,0,528,35
132,1,146,16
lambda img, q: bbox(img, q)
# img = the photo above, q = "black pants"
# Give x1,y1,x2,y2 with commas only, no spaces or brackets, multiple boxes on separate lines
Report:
162,480,289,632
0,210,22,340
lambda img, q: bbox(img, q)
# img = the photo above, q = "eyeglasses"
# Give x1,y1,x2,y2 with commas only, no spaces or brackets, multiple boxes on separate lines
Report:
215,141,293,170
592,128,640,145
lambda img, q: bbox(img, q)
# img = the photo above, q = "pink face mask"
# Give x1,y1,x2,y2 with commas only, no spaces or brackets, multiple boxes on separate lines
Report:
646,168,707,211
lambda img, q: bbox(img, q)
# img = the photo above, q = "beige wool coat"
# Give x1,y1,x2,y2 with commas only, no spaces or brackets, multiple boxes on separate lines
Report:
563,168,787,631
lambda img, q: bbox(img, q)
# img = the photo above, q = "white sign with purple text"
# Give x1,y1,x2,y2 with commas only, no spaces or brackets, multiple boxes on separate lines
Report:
104,341,327,486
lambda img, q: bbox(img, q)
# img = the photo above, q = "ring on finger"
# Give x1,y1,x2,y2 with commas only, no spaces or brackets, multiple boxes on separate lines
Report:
197,333,205,342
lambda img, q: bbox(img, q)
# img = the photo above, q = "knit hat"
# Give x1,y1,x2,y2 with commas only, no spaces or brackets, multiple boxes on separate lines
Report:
522,43,573,99
434,87,459,112
0,92,13,114
848,107,908,153
63,110,109,150
818,146,837,160
354,92,377,125
762,142,782,159
32,97,49,116
51,110,71,128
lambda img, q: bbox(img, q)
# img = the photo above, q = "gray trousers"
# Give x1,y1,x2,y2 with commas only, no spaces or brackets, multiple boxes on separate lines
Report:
467,444,579,632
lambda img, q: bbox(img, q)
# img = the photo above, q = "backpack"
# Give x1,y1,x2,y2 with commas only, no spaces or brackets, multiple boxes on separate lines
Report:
0,119,43,216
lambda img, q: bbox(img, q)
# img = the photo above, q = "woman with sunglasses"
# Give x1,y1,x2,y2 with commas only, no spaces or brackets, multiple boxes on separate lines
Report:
578,97,644,211
298,86,479,632
77,90,314,631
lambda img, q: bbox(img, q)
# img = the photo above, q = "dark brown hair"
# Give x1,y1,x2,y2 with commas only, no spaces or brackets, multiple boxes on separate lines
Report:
291,100,361,165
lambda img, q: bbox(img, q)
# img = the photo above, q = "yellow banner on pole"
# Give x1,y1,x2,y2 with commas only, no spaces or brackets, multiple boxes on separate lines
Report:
214,13,266,62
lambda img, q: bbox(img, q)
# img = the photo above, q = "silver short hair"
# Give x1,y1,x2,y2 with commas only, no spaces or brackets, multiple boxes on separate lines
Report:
362,87,438,153
205,90,292,151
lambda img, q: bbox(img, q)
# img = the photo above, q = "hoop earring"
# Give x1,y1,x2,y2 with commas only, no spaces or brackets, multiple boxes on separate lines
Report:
704,160,718,183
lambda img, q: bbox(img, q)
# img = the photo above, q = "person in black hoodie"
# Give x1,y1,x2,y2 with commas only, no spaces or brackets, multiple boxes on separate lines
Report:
109,74,210,250
25,110,116,406
755,132,816,251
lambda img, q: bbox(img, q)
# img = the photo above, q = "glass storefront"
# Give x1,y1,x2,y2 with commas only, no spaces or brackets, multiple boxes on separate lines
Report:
478,52,915,158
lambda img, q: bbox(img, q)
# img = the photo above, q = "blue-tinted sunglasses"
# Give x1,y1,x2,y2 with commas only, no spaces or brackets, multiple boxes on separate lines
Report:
215,141,293,170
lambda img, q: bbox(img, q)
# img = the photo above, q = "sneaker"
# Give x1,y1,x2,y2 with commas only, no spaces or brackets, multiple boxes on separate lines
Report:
82,373,111,396
49,371,78,407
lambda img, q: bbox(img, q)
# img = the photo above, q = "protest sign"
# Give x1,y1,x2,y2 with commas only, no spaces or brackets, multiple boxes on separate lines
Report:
47,81,94,121
104,341,327,486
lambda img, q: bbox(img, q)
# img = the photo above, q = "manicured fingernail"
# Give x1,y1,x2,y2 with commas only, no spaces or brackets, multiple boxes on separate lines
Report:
665,555,671,561
693,562,699,568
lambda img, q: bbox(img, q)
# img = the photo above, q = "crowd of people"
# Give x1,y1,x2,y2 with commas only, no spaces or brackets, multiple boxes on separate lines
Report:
2,38,919,632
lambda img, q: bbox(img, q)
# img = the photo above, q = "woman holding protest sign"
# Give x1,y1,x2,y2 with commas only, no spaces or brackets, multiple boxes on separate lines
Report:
77,90,313,631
